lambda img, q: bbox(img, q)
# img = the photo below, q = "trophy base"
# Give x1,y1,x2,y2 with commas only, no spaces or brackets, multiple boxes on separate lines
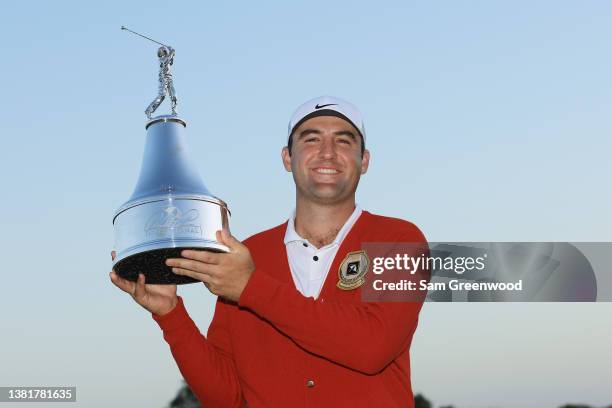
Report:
113,247,225,285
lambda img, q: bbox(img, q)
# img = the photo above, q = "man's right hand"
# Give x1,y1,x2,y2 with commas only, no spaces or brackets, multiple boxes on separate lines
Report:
109,251,178,316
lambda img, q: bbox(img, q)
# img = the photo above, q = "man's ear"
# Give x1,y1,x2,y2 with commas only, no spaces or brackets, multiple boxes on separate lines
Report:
281,146,292,172
360,149,370,174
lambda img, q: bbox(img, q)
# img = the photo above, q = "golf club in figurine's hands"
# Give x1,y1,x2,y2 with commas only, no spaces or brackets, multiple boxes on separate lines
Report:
112,27,231,285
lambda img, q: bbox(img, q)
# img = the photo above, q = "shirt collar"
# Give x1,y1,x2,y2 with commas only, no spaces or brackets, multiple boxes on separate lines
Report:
284,205,363,248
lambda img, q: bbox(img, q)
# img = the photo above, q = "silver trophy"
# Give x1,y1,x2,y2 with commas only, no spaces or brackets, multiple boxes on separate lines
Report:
113,27,230,284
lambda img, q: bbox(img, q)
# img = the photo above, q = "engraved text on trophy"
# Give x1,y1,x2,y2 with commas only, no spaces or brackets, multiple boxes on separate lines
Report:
144,206,202,238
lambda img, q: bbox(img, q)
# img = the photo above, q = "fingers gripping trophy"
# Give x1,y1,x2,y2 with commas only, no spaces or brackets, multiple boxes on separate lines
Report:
111,27,231,286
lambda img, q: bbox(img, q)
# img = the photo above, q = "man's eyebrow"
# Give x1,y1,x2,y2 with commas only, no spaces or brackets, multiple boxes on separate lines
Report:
297,129,357,141
334,130,357,140
297,129,322,139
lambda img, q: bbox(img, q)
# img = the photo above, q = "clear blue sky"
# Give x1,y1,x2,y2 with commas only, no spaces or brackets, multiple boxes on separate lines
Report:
1,1,610,407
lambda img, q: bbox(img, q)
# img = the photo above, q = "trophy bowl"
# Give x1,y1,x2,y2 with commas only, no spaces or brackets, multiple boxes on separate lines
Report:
112,116,230,284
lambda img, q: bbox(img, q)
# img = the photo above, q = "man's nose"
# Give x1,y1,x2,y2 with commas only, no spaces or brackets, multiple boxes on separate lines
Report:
318,138,337,159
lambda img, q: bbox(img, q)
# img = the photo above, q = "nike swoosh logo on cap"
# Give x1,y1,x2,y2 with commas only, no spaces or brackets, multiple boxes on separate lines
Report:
315,103,338,109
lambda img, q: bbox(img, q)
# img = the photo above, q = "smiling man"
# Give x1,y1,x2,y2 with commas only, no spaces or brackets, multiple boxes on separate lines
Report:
110,96,428,407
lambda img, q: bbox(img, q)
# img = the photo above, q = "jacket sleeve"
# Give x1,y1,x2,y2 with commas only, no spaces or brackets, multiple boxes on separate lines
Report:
152,296,245,407
238,232,428,375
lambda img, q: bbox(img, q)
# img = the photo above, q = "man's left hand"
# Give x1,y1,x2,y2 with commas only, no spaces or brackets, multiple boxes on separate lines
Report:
166,230,255,302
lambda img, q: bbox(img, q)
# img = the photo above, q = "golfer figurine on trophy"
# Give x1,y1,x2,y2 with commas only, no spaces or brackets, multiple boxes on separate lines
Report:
145,43,177,119
112,27,230,284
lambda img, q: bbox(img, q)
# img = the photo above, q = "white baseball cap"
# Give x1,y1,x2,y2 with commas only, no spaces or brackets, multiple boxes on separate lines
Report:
287,95,366,146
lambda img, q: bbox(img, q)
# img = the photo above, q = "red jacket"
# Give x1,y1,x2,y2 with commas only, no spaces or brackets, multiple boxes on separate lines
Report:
153,210,427,407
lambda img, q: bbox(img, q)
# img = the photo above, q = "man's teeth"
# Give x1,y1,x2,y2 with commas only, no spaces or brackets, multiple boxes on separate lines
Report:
315,168,339,174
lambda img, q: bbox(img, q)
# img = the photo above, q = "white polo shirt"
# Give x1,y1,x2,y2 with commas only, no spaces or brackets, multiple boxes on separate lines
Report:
283,206,363,299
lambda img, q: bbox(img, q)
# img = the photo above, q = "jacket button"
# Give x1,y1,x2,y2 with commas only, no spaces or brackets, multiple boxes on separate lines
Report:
306,379,315,388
